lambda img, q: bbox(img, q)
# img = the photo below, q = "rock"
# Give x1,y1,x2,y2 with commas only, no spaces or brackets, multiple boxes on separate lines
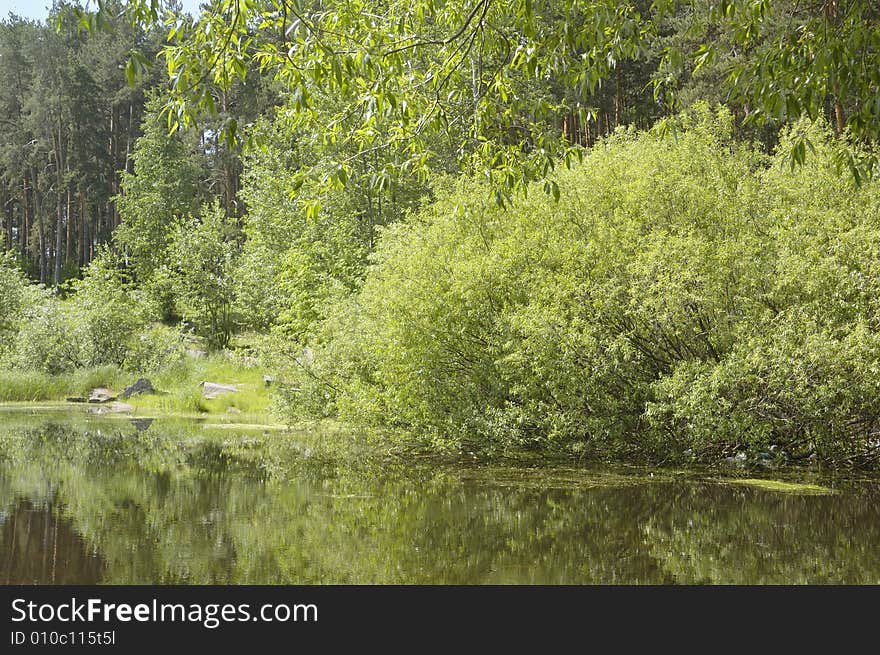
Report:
226,407,242,414
88,401,134,415
186,349,207,359
66,397,87,403
723,452,748,467
200,382,239,399
88,388,117,404
119,378,156,399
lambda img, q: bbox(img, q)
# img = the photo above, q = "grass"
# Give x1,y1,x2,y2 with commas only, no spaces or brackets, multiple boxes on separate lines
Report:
0,355,276,424
0,366,130,402
130,356,272,420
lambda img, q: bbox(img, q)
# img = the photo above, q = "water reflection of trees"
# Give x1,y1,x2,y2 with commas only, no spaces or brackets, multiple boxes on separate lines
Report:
0,498,104,584
1,419,879,584
644,484,880,584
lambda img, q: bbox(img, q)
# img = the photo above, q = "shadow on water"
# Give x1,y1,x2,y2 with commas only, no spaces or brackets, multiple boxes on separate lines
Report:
1,413,880,584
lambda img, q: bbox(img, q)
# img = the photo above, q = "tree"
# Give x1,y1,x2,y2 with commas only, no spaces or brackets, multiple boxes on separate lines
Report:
235,90,433,336
0,251,36,352
0,4,166,286
80,0,880,202
166,201,239,350
653,1,880,176
0,18,39,264
114,94,207,281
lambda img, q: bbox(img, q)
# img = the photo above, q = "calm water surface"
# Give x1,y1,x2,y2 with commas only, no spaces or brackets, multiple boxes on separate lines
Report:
2,411,879,584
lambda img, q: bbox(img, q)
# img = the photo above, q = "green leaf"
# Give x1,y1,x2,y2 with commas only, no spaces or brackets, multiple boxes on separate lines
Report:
125,58,138,87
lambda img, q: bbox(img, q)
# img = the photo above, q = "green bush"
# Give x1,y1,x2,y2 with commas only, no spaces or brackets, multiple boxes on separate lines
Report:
5,300,78,374
277,107,880,466
167,202,239,351
66,254,150,366
649,317,880,464
0,252,48,360
122,324,188,374
5,252,151,374
0,252,24,340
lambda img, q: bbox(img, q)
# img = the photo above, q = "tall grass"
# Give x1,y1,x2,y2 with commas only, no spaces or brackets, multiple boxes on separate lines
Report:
0,366,129,402
0,355,273,422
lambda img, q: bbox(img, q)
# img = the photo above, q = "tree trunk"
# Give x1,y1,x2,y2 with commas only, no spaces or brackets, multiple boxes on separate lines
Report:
31,166,45,283
615,67,623,128
0,187,7,250
53,121,65,288
65,188,74,264
833,100,846,136
21,177,28,264
80,194,87,268
54,192,63,288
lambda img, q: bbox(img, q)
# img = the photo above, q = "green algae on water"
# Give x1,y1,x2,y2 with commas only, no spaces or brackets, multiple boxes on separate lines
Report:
722,478,834,495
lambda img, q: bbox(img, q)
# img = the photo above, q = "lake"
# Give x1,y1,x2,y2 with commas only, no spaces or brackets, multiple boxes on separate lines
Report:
2,410,880,584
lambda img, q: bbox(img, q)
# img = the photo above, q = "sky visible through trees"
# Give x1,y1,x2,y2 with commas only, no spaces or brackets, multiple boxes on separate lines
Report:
0,0,202,21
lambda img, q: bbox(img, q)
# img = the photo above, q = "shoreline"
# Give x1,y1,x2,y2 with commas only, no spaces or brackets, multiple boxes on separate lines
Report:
2,401,877,490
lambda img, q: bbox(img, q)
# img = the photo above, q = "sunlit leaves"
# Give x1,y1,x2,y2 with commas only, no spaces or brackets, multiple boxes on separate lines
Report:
124,49,150,86
76,0,656,203
77,0,880,197
285,109,880,461
167,201,240,350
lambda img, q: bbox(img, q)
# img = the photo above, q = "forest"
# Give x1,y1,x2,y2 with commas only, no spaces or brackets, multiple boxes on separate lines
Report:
1,0,880,469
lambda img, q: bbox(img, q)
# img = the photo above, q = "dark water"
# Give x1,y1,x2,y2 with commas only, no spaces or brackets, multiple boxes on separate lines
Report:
2,412,880,584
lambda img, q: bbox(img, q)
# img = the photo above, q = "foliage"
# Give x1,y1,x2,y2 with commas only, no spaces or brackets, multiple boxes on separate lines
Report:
6,297,83,375
114,94,208,282
3,252,150,374
276,107,880,467
64,251,151,365
0,252,42,356
0,5,164,286
1,2,879,475
166,202,240,351
262,296,381,425
236,101,429,337
85,0,880,205
122,323,188,374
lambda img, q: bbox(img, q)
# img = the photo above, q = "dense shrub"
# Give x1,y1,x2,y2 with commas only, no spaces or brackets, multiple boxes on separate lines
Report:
122,323,188,374
277,107,880,466
166,202,239,351
4,253,152,374
6,299,79,374
0,252,47,359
